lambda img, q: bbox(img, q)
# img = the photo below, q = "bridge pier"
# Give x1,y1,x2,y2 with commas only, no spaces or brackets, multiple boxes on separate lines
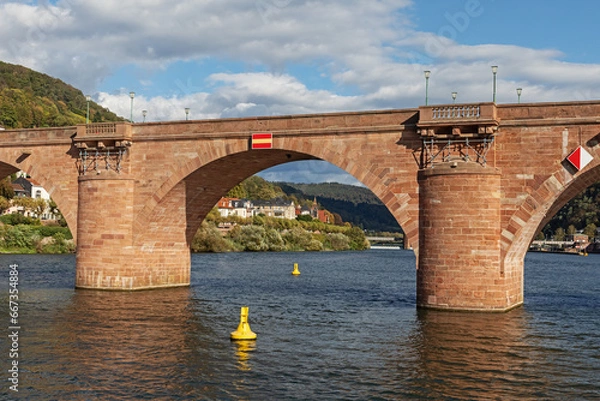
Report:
75,173,190,290
417,162,523,311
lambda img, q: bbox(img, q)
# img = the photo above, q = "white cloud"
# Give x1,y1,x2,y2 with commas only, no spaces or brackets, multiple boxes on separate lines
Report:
2,0,599,111
2,0,600,183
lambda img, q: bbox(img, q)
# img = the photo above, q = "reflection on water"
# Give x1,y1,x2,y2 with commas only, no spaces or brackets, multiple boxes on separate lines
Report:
22,288,203,399
233,341,256,372
1,251,598,400
403,309,537,400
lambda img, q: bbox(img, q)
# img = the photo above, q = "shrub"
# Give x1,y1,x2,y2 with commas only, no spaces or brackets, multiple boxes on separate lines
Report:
0,214,41,226
265,228,285,251
191,221,234,252
282,226,313,251
345,226,369,250
2,225,35,248
326,232,350,251
230,225,269,252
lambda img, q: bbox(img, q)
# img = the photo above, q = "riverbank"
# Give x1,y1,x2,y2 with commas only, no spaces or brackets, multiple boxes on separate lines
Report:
0,222,74,254
0,220,369,254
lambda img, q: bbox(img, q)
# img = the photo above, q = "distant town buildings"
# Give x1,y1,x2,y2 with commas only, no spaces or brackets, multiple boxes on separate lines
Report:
216,196,330,223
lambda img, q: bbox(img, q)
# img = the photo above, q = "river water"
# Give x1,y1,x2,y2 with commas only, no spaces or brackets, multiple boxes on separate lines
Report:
1,250,599,400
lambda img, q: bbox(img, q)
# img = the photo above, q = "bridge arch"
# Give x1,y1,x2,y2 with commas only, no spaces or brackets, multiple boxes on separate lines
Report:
502,151,600,270
132,134,420,251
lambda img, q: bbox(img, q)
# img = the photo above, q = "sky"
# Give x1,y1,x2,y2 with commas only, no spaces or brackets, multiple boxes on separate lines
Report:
1,0,599,185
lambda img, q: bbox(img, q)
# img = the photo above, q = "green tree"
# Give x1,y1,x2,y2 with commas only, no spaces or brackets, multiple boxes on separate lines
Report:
12,196,35,212
326,233,350,251
192,221,234,252
229,225,269,252
282,227,313,251
554,227,566,241
296,214,313,222
583,223,597,239
0,196,9,213
0,177,14,199
32,198,47,218
346,226,369,250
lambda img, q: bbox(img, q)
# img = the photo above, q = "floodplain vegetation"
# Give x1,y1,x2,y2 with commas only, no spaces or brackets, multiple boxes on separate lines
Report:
0,210,369,255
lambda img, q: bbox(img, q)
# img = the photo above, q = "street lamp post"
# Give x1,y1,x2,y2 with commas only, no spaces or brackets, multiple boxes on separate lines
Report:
516,88,522,103
451,92,457,104
85,95,91,124
185,107,190,121
491,66,498,103
424,70,431,106
142,109,147,123
129,91,135,123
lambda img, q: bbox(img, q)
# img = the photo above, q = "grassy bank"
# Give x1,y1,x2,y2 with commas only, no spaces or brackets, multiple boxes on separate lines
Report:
0,214,74,254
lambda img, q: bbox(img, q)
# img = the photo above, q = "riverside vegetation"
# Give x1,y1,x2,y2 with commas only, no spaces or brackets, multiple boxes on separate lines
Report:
0,174,370,254
0,208,369,254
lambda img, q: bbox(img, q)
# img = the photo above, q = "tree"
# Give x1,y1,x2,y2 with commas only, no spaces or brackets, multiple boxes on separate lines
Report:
32,198,47,218
583,223,597,239
554,227,566,241
296,214,313,222
0,177,14,199
0,196,9,213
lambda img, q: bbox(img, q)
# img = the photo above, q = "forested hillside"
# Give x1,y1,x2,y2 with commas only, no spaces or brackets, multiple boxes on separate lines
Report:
0,61,121,128
275,182,402,232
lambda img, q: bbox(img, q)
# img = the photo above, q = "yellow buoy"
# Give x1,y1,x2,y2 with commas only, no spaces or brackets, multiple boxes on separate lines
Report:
292,263,301,275
230,306,257,341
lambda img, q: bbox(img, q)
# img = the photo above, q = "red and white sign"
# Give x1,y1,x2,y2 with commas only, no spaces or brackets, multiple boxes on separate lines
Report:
566,146,593,171
251,133,273,149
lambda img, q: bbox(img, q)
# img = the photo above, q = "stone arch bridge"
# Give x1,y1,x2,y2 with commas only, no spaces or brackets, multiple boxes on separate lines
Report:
1,100,599,311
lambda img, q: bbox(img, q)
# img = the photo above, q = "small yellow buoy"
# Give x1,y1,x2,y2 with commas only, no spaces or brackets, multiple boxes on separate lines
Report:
230,306,257,341
292,263,301,276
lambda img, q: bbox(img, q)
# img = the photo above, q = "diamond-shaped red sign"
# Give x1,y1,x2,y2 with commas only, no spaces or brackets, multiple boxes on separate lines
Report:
566,146,593,171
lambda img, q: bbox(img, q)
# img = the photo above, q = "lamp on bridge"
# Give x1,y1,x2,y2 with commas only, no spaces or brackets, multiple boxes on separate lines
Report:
491,65,498,103
452,91,457,104
129,91,135,123
185,107,190,121
85,95,91,124
516,87,522,103
424,70,431,106
142,109,147,123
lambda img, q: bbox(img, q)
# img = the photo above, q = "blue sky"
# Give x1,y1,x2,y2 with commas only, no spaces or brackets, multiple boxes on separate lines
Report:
1,0,599,185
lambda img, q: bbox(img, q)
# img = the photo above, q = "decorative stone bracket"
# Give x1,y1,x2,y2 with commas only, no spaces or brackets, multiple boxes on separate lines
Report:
73,123,132,175
417,103,499,168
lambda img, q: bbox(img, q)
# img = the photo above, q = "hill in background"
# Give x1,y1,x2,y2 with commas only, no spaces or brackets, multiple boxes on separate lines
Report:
276,182,402,233
0,61,121,128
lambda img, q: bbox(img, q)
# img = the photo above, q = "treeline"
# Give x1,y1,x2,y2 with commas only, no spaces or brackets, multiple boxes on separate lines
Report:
192,213,369,253
0,61,121,128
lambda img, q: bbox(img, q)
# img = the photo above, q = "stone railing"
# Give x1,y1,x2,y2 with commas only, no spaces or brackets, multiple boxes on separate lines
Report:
419,102,497,124
76,122,132,141
431,105,480,119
